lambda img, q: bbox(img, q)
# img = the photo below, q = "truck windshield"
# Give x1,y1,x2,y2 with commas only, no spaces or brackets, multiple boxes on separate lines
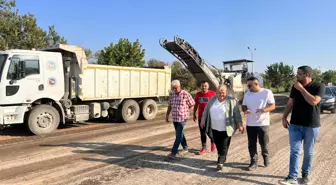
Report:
0,54,8,81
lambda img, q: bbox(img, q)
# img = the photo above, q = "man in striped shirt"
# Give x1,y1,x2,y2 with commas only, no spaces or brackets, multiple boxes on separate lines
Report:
166,80,195,159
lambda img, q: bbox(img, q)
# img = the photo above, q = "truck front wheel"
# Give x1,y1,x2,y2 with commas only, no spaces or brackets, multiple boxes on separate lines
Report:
26,105,60,135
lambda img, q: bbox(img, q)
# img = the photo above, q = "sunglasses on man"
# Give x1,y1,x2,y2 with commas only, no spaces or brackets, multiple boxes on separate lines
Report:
247,82,258,89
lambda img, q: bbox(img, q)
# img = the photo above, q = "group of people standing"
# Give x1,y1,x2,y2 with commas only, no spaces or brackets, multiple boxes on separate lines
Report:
165,65,325,185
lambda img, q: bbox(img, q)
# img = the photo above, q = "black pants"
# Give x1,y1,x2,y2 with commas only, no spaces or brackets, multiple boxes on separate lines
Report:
212,129,231,164
198,120,214,148
246,126,270,162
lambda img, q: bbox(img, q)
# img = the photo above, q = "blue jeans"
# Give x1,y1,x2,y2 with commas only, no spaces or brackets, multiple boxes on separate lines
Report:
288,124,320,179
171,121,188,155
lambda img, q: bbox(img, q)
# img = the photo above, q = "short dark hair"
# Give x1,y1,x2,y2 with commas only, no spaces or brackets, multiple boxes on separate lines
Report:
298,65,312,77
201,81,208,84
247,76,259,82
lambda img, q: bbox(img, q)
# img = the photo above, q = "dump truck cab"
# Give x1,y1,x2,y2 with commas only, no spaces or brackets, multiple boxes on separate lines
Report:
0,45,90,132
0,50,65,125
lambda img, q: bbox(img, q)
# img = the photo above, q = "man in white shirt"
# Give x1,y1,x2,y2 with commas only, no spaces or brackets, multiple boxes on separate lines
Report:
242,77,275,171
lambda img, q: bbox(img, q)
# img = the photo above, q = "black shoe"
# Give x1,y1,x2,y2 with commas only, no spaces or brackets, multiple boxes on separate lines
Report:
302,173,310,185
264,158,270,167
247,161,258,171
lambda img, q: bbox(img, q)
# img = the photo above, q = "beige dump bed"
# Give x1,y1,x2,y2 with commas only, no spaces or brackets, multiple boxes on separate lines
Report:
78,64,171,101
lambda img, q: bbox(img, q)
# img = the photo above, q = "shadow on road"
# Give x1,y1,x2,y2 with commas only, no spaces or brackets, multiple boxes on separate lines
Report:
40,142,284,185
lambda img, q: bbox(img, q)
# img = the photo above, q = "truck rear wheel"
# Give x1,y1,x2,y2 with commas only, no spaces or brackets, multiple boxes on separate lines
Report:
26,104,60,135
120,99,140,123
141,99,157,120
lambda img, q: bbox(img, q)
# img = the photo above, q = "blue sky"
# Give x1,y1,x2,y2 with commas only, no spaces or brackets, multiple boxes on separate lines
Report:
16,0,336,73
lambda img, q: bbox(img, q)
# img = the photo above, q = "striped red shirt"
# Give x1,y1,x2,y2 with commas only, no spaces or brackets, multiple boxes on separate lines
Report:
169,90,195,122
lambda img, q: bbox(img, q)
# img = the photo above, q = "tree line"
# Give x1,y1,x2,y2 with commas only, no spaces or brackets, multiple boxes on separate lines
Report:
262,62,336,92
2,0,335,93
0,0,67,50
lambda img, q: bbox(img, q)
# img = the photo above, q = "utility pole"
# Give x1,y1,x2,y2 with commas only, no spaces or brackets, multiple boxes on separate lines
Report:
247,47,256,75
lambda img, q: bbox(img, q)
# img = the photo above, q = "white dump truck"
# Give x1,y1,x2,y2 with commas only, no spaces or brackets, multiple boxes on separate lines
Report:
0,44,171,135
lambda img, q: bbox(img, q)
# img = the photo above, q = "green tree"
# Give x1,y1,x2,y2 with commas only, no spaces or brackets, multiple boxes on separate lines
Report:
264,62,295,92
260,73,271,88
97,38,145,67
84,48,98,64
0,0,19,49
84,48,92,58
18,13,48,49
311,68,323,83
0,0,66,50
0,0,15,9
147,58,167,68
94,50,101,59
322,70,336,85
0,0,47,49
85,50,102,64
46,25,67,47
171,61,196,92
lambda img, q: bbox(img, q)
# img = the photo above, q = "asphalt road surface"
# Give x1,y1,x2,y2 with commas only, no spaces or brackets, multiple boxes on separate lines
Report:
0,110,335,185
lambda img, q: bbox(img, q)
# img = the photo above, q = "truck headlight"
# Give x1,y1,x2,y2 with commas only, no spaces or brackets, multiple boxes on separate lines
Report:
325,98,335,103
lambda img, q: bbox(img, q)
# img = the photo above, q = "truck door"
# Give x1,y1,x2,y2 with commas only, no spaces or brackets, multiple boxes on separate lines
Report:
40,54,64,101
3,54,44,105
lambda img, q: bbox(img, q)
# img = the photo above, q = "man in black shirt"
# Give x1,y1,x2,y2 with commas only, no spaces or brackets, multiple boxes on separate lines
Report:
279,66,325,185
